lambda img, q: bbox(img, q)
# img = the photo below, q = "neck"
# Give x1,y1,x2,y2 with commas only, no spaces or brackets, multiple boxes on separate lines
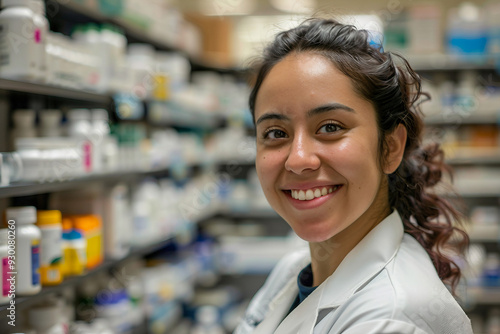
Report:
308,188,391,287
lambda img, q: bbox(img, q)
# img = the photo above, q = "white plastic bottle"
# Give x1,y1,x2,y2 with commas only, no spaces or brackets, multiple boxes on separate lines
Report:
0,0,42,80
101,24,127,92
0,228,12,304
90,109,110,173
5,206,41,295
104,184,131,259
39,109,62,137
72,23,106,92
28,0,48,81
91,109,118,173
127,43,156,99
11,109,37,150
67,108,93,174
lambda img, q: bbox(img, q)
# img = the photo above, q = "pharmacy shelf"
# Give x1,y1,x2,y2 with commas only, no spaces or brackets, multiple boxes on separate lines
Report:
407,54,499,72
53,0,244,73
0,167,172,198
445,190,500,198
447,155,500,165
468,227,500,243
424,112,500,125
53,0,176,50
466,287,500,305
0,236,176,312
147,101,226,129
0,78,110,104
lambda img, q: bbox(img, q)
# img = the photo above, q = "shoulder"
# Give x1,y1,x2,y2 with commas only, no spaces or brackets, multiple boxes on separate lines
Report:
388,233,472,332
317,234,472,334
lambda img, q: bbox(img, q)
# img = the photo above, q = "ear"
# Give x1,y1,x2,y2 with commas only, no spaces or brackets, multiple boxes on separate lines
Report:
384,124,407,174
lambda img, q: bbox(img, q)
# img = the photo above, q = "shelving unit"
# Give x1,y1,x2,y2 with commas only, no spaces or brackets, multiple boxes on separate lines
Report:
0,78,110,104
0,236,176,312
0,1,247,333
406,54,500,72
447,154,500,166
1,1,498,332
467,287,500,306
51,0,244,74
414,51,500,324
424,112,500,126
0,167,172,198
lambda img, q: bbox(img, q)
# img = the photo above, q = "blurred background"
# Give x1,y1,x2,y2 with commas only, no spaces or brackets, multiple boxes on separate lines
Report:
0,0,499,333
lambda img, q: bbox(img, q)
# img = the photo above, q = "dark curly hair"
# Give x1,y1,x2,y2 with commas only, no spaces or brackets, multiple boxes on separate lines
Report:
248,18,469,293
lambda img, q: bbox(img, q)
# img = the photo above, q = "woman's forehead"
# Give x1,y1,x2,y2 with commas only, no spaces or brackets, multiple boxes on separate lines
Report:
254,52,367,117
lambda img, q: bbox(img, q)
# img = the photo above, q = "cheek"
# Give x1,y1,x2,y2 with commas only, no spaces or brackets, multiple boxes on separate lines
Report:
256,153,277,191
334,136,382,185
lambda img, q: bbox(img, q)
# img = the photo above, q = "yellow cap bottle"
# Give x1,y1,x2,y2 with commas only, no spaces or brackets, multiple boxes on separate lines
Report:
36,210,63,285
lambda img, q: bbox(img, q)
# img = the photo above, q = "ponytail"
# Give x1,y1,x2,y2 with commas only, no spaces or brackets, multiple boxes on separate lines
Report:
387,55,469,292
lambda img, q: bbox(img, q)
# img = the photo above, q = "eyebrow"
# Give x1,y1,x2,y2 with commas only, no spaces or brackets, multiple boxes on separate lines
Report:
255,102,355,126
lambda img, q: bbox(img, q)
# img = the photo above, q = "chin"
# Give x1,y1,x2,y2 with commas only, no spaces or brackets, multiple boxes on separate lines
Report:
287,218,342,244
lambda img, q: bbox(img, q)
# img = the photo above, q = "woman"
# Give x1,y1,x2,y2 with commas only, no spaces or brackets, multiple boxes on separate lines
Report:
235,18,472,334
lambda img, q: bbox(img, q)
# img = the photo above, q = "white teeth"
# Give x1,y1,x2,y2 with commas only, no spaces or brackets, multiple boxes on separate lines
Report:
290,186,339,201
298,190,306,200
305,189,314,200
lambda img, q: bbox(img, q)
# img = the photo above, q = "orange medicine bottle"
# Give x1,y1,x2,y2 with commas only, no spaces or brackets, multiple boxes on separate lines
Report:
72,215,103,269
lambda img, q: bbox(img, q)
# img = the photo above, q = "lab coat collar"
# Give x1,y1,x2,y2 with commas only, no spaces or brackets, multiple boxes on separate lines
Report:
272,210,404,334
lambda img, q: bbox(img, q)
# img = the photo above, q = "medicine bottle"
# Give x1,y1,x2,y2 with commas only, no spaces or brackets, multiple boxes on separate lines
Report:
0,0,41,80
36,210,63,285
90,109,110,173
39,109,62,137
67,109,92,173
61,228,86,276
5,206,41,295
29,0,48,81
73,215,103,269
11,109,37,150
0,228,11,304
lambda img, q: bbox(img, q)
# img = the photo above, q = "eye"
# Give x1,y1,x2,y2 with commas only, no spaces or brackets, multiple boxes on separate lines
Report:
263,129,288,139
317,122,343,134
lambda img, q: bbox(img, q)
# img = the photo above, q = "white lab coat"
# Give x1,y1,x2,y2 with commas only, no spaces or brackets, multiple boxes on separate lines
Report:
234,210,473,334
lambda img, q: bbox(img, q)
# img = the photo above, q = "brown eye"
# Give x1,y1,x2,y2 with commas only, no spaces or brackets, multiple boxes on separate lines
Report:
264,129,287,139
318,123,343,134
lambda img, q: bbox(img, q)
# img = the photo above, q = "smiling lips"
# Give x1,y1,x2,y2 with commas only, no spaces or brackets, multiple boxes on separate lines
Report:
290,185,340,201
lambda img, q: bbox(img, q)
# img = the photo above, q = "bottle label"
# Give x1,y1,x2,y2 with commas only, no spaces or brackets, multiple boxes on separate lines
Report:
83,141,92,172
34,28,41,44
40,230,63,284
2,257,9,296
32,241,40,286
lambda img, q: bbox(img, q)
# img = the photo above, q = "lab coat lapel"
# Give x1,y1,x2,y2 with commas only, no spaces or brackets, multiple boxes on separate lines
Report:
274,210,404,334
253,210,404,334
253,277,298,334
274,281,324,334
317,210,404,309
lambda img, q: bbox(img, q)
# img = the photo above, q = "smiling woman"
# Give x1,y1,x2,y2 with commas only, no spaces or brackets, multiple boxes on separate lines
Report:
234,18,473,334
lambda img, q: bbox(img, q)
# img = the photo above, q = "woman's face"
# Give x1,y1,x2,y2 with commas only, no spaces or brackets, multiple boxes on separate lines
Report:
254,52,391,243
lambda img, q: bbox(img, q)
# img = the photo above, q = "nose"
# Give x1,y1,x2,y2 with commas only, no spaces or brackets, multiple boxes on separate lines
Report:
284,132,321,174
